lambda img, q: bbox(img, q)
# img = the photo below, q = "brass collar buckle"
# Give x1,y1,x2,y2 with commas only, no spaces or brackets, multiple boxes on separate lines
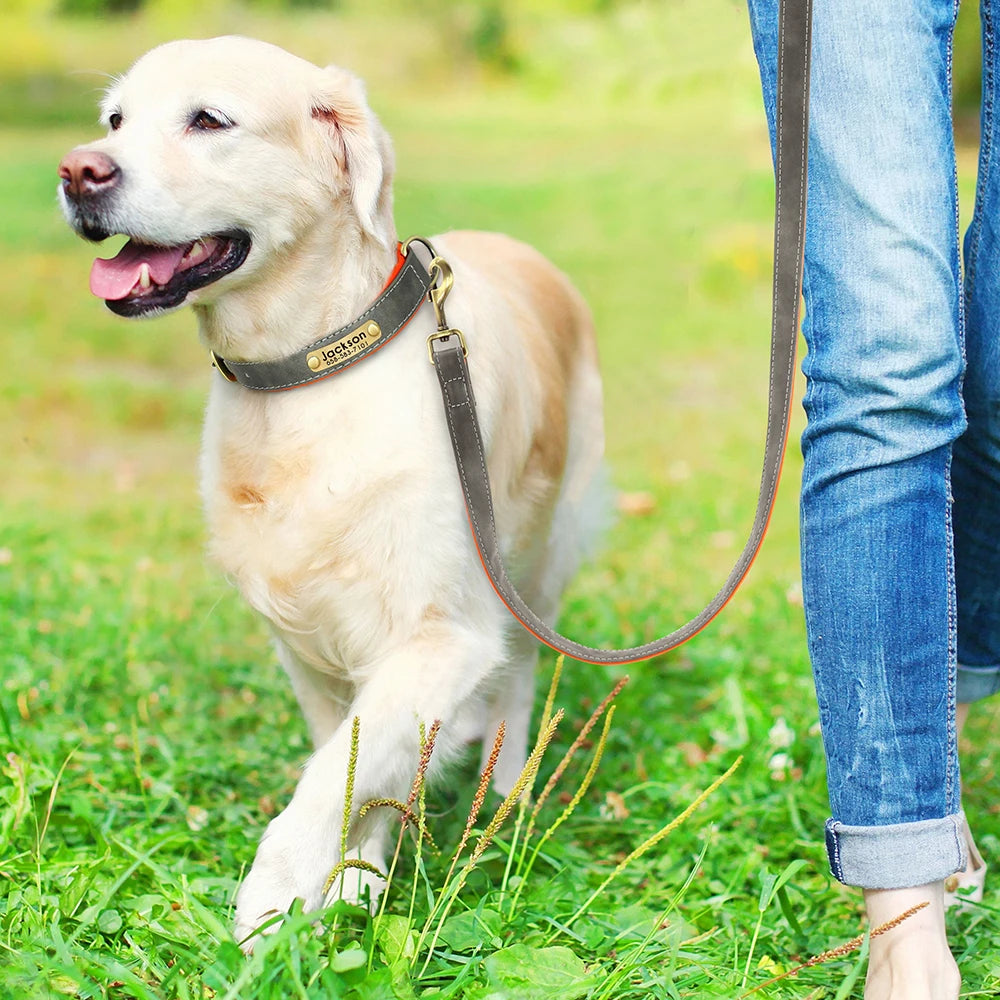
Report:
211,350,238,382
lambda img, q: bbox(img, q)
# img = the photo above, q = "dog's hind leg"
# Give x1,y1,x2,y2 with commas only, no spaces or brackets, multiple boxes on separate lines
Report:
481,491,596,796
481,622,546,797
274,638,352,748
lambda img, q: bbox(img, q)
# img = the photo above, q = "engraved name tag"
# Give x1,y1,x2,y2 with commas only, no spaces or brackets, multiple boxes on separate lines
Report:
306,321,382,372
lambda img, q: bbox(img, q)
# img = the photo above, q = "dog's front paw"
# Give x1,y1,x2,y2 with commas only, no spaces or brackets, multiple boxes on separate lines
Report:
234,810,336,953
325,854,388,911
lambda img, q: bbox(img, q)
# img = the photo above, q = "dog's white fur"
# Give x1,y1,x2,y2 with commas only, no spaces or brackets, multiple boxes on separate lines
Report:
60,36,604,947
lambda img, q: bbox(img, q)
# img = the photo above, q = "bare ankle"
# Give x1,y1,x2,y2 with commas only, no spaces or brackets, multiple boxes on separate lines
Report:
862,884,960,1000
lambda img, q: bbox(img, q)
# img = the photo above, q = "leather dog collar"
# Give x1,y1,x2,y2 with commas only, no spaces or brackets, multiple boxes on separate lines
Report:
210,242,432,390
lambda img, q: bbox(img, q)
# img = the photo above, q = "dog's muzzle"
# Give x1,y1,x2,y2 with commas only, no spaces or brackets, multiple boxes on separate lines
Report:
58,147,253,317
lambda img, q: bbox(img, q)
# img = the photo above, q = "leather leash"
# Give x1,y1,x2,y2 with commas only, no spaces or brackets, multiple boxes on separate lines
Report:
212,0,812,665
427,0,812,664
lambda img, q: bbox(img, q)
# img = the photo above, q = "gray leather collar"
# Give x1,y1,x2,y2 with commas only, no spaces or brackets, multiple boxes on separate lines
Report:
211,246,431,391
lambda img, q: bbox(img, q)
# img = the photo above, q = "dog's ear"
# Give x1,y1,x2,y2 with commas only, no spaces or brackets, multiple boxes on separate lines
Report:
311,67,394,246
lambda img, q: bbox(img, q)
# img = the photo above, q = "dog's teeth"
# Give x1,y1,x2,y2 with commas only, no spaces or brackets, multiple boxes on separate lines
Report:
186,240,206,262
138,263,151,289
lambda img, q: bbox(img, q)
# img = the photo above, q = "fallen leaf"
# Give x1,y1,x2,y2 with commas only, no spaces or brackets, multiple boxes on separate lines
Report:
617,491,657,516
677,741,709,766
605,791,629,820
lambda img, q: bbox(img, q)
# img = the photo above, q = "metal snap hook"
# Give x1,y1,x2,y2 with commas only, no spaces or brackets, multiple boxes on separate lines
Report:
428,256,454,331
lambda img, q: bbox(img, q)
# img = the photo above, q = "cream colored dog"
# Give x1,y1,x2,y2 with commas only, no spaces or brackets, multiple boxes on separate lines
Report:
58,36,603,949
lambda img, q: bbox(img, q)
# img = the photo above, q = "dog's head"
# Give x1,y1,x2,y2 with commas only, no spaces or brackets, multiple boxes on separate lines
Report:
59,36,394,318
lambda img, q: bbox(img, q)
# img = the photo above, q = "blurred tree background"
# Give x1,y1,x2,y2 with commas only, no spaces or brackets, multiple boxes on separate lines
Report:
0,0,603,129
1,0,987,129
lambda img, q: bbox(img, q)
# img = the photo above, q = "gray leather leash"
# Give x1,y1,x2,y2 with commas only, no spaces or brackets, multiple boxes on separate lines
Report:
212,0,812,665
428,0,812,664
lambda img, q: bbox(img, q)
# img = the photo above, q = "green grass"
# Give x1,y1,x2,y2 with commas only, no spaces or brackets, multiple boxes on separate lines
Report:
2,1,999,997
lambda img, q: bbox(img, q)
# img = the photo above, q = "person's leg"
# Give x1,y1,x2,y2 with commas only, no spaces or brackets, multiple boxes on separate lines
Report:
948,0,1000,912
956,0,1000,716
746,0,966,995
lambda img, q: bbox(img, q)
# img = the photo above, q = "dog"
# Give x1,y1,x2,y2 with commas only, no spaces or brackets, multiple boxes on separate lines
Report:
58,36,604,948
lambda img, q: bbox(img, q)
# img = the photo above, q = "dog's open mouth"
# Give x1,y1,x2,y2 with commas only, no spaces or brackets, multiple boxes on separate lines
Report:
90,231,251,316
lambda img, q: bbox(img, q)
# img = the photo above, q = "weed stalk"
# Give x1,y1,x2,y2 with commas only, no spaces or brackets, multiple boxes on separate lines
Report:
507,704,616,919
564,755,743,929
415,709,564,976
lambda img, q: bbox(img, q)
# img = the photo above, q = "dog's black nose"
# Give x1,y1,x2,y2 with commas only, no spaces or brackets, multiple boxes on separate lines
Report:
58,149,121,201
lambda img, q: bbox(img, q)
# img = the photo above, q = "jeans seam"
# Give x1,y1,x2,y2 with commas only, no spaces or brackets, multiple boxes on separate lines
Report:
944,0,961,818
945,452,959,814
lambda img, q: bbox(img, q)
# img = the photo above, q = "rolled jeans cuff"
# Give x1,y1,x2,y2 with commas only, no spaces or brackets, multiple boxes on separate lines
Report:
957,663,1000,703
825,813,966,888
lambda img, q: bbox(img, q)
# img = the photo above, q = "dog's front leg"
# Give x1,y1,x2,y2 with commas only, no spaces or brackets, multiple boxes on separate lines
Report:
233,631,495,951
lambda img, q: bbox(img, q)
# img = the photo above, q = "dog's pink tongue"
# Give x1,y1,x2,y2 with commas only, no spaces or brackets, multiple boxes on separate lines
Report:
90,240,186,300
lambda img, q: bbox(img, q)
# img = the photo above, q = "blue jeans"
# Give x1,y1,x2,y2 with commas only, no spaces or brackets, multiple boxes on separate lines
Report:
748,0,1000,888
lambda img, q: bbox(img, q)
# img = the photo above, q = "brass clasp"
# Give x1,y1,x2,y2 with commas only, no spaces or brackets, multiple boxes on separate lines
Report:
402,237,468,365
428,256,453,332
426,254,467,363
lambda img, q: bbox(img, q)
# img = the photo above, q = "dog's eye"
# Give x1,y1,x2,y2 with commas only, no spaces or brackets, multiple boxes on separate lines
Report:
108,111,123,131
191,109,233,132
